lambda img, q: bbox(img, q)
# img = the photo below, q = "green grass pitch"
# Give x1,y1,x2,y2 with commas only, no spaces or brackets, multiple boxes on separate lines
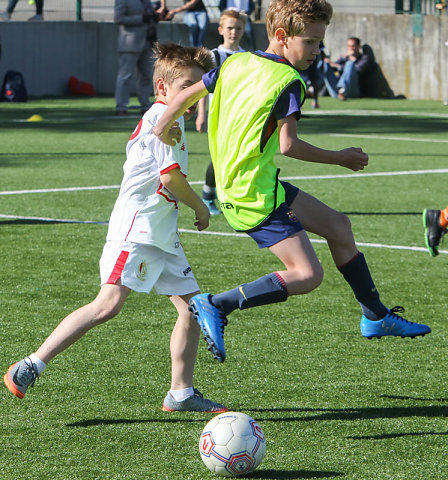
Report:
0,96,447,479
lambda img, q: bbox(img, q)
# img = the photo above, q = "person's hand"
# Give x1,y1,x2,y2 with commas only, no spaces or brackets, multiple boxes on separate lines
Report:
153,121,182,146
336,147,368,171
194,202,210,231
164,9,176,20
195,114,207,133
155,6,168,19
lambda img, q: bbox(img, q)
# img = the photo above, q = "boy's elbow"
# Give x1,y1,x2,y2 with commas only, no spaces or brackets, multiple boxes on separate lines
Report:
279,138,294,156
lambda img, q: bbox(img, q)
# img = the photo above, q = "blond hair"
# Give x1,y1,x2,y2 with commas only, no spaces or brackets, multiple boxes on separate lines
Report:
219,8,247,27
266,0,332,40
152,43,215,93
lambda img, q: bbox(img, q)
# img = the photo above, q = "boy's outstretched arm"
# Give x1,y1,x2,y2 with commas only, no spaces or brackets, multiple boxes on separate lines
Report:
161,168,210,231
278,115,369,172
153,80,209,146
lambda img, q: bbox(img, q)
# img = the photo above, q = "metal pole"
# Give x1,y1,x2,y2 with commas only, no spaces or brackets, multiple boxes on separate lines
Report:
76,0,83,21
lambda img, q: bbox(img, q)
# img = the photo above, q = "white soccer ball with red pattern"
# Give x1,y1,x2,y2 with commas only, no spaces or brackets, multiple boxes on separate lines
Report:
199,411,266,477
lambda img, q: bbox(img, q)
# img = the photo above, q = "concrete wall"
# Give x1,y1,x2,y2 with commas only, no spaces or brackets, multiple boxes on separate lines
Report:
0,13,447,101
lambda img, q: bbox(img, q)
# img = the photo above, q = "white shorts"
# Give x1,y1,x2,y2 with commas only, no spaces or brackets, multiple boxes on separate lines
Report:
99,241,199,296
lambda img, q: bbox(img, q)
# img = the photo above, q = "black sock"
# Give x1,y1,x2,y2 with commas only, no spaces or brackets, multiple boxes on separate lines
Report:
211,273,288,316
338,252,388,320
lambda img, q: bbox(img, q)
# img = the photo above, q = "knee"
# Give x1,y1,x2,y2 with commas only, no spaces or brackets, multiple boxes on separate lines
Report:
328,211,353,242
90,300,122,325
287,263,324,296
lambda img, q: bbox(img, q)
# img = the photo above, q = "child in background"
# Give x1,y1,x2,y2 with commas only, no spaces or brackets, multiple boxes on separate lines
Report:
423,206,448,256
196,8,247,215
154,0,431,363
4,43,228,413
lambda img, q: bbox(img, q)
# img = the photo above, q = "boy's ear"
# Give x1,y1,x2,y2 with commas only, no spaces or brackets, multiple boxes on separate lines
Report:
274,27,288,45
155,77,167,96
218,25,224,36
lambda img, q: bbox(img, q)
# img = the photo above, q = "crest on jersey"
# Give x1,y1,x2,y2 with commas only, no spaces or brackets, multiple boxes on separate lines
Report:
136,260,147,281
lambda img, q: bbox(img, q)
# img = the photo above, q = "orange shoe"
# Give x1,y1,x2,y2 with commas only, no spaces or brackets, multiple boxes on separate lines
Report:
3,358,39,399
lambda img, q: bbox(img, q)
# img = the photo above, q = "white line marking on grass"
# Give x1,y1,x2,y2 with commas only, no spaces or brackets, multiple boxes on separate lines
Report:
0,185,121,195
1,169,448,196
327,133,448,144
306,109,448,119
0,214,108,225
1,213,445,255
285,168,448,181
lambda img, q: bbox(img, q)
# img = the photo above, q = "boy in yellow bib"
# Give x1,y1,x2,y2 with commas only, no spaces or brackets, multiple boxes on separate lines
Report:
154,0,430,362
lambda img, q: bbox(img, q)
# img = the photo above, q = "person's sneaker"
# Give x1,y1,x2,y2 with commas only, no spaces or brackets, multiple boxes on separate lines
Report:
204,199,221,215
162,389,228,413
0,11,11,21
360,306,431,339
3,358,39,399
423,208,445,257
189,293,227,362
28,14,43,21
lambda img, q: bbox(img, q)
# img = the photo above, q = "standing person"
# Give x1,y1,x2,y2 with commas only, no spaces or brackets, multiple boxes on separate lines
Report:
3,43,227,414
423,207,448,256
153,0,431,363
322,36,374,100
299,41,325,108
0,0,44,20
165,0,209,47
114,0,160,116
219,0,255,50
196,8,247,215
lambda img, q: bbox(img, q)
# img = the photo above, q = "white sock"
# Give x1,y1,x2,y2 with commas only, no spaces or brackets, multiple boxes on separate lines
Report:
28,353,47,375
170,387,194,402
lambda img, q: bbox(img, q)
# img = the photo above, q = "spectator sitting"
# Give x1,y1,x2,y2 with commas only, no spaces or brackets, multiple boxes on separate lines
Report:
322,36,374,100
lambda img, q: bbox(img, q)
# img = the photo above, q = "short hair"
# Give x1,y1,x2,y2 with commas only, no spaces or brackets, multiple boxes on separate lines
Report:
219,8,248,27
152,43,215,93
266,0,333,40
348,37,361,46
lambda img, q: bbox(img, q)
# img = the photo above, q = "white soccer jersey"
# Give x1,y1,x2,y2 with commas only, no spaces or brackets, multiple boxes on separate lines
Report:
106,102,188,255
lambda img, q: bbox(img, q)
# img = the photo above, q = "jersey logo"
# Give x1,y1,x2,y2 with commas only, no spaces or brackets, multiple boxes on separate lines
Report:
180,143,185,151
219,201,234,210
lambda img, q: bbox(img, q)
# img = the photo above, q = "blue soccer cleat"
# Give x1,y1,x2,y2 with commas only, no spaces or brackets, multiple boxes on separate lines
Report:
204,199,221,215
189,294,227,362
360,306,431,339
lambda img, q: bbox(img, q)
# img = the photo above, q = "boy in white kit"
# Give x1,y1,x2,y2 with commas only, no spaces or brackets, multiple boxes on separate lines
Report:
3,43,228,414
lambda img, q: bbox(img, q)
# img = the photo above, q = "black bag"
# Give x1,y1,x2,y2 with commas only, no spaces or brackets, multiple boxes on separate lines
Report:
1,70,28,102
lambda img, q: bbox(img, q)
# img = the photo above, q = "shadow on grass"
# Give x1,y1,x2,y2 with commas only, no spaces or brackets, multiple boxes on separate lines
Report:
67,404,448,429
248,469,343,479
347,430,448,440
246,405,448,422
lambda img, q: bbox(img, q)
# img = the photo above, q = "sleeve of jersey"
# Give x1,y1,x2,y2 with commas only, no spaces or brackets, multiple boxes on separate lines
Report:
156,132,184,174
274,83,303,121
202,67,220,94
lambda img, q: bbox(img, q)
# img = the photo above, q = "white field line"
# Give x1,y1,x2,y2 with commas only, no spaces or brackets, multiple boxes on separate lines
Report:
327,133,448,144
1,168,448,195
1,213,446,256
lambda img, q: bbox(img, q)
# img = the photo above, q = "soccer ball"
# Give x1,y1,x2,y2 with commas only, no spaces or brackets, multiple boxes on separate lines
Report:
199,411,266,477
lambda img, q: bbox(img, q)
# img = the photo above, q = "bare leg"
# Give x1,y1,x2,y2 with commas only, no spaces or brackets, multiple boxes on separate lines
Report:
268,230,324,296
35,284,131,364
289,189,358,266
168,291,200,390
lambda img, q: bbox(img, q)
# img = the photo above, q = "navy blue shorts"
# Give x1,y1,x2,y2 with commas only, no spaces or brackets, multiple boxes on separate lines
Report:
247,181,303,249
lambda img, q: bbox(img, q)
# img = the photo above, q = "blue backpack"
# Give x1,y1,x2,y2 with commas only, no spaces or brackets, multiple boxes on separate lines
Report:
1,70,27,102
